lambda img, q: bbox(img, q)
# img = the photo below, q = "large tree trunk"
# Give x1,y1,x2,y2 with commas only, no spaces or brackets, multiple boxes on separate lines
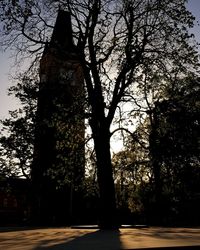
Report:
92,123,118,229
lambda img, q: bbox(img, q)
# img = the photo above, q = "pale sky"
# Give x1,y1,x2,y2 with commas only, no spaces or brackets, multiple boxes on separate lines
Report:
0,0,200,120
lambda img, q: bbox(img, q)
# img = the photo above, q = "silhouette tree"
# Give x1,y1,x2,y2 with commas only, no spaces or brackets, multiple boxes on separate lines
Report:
0,76,37,179
0,0,199,228
148,79,200,225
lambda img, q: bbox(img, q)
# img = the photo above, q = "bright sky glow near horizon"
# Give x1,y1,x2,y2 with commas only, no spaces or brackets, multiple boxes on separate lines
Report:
0,0,200,121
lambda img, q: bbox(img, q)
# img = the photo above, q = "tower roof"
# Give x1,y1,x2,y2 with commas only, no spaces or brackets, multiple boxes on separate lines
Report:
50,10,74,49
43,10,76,56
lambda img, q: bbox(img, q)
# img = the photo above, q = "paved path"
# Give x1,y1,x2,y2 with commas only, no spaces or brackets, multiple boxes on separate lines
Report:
0,227,200,249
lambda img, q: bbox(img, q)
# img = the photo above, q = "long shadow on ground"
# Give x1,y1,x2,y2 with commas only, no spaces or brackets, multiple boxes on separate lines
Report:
1,227,200,249
0,226,50,233
33,229,121,250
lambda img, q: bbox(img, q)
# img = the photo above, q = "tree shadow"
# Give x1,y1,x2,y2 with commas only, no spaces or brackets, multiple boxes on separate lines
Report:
33,229,121,250
0,226,49,233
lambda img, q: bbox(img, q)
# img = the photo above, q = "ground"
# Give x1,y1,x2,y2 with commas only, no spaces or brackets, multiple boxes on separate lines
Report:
0,227,200,249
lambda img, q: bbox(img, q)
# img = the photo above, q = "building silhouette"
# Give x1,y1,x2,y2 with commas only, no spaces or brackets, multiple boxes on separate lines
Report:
31,10,85,225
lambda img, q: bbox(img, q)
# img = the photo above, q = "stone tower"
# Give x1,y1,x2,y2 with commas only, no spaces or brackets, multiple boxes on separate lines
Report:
31,10,85,225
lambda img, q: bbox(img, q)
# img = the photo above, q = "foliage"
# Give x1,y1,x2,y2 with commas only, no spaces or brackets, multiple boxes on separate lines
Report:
149,84,200,223
0,76,38,178
0,0,200,227
112,120,151,220
113,77,200,225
